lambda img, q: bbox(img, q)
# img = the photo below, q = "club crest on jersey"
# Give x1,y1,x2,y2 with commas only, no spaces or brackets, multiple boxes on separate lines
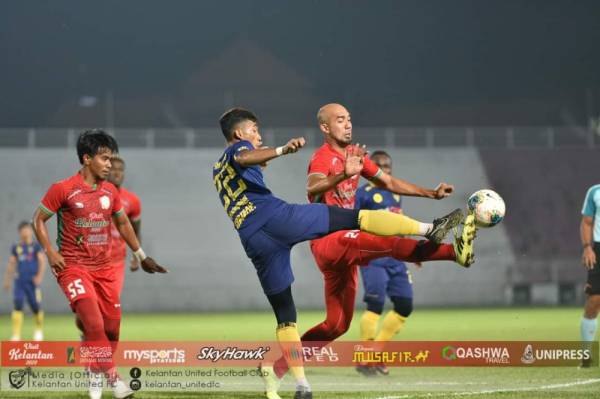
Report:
99,196,111,210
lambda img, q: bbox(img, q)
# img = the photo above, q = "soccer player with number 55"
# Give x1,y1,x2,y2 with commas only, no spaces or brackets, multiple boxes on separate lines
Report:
32,130,168,399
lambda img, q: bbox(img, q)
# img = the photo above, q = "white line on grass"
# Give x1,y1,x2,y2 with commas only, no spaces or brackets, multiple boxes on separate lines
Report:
372,378,600,399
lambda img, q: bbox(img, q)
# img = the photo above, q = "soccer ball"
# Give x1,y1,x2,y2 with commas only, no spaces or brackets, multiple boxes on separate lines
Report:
467,189,505,228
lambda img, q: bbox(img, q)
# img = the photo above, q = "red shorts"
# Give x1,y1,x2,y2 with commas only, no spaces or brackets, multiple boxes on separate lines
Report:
56,265,121,319
310,230,394,270
310,230,365,295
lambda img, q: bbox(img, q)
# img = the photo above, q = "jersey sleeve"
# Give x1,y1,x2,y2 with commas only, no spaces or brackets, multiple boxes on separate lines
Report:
582,187,597,217
230,140,255,169
361,155,383,180
10,244,17,258
111,186,124,216
129,193,142,221
40,182,66,216
307,151,330,177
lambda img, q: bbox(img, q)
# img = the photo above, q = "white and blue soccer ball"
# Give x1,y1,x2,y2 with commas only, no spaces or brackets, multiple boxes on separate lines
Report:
467,189,505,228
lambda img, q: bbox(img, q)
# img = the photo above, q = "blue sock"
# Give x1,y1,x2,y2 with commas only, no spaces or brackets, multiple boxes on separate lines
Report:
580,317,598,349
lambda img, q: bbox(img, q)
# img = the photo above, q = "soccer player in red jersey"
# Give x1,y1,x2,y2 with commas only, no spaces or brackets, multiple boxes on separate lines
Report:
32,130,167,399
271,103,477,383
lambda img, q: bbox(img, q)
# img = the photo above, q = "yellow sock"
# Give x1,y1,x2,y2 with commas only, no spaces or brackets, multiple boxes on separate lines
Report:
360,311,380,341
375,311,406,342
276,323,306,383
359,210,424,236
11,310,24,339
34,311,44,330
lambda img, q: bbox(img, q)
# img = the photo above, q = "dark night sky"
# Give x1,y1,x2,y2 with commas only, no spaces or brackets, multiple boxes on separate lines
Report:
1,0,600,126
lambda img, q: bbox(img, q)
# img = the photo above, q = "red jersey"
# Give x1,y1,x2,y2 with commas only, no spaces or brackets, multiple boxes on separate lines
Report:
39,172,123,270
109,187,141,264
307,143,382,209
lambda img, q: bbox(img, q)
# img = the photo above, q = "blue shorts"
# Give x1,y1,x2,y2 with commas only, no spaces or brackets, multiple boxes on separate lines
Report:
360,258,413,304
14,278,41,313
241,203,330,295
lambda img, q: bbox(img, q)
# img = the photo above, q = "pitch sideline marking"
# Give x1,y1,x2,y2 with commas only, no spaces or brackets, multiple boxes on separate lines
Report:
373,378,600,399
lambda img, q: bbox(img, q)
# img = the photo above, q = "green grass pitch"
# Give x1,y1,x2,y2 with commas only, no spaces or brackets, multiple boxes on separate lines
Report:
1,307,598,398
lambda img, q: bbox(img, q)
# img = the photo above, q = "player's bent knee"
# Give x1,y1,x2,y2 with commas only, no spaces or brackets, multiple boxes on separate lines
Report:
325,321,351,339
366,300,384,315
104,318,121,342
391,296,413,318
267,286,297,325
327,206,360,233
588,295,600,315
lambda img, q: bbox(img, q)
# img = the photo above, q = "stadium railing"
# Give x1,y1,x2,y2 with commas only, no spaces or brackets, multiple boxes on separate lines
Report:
0,126,596,149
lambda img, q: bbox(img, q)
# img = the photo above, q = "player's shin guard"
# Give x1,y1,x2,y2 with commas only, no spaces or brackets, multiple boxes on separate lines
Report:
580,317,598,352
358,210,425,236
11,310,24,340
276,323,309,389
360,311,380,341
375,311,406,342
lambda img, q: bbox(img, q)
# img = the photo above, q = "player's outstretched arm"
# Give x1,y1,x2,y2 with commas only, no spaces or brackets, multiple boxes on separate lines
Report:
129,219,141,271
32,208,65,276
235,137,306,167
372,173,454,200
112,212,168,274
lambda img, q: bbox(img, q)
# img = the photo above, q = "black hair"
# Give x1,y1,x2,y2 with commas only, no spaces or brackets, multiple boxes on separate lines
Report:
219,108,258,141
76,129,119,164
370,150,391,159
18,221,31,231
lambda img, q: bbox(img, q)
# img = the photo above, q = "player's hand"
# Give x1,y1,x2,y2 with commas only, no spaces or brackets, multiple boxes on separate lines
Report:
282,137,306,154
412,262,423,269
130,257,140,272
433,183,454,199
2,280,10,292
583,246,596,270
344,144,366,177
46,248,65,276
141,257,168,274
32,274,43,286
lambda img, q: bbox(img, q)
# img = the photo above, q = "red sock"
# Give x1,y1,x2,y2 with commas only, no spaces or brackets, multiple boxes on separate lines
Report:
349,234,455,264
391,238,456,263
73,298,114,373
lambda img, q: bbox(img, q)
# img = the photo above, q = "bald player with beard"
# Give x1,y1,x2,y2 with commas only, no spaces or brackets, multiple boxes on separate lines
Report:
270,103,477,383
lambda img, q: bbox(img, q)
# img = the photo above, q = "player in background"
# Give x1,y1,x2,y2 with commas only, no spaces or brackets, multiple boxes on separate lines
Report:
3,221,46,341
270,103,476,386
214,108,469,399
108,156,142,283
355,150,415,376
32,130,167,399
580,183,600,368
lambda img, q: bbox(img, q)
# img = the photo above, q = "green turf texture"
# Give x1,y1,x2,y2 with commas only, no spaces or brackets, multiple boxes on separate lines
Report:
0,307,598,398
